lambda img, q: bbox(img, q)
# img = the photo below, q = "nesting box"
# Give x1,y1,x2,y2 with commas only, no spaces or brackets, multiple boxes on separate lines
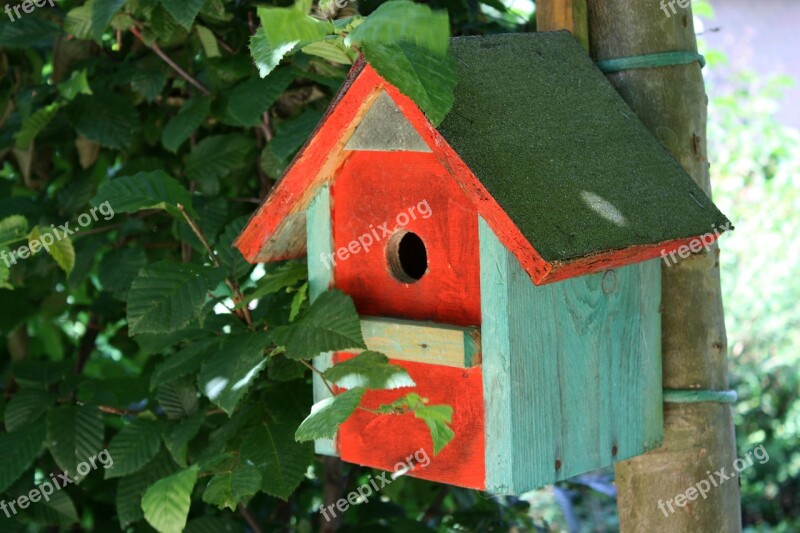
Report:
236,32,730,494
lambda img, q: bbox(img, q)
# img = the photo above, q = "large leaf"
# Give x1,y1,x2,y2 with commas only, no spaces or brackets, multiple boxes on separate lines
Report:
15,102,62,150
64,3,94,40
105,415,162,479
271,289,365,359
241,418,311,500
185,134,253,184
127,262,226,335
0,215,28,246
240,261,307,307
224,70,293,127
161,97,211,153
28,226,75,274
67,90,140,148
268,109,323,161
197,333,271,415
141,465,199,533
159,0,205,30
163,410,206,467
345,0,450,56
295,387,364,442
0,418,46,493
46,405,104,481
250,6,333,77
98,247,148,299
202,463,261,510
5,389,54,431
151,337,221,390
157,376,199,419
116,452,179,528
91,170,194,218
325,351,415,390
362,41,456,126
215,217,252,280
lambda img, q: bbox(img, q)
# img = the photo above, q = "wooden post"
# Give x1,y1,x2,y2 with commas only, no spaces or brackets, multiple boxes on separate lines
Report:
536,0,589,52
587,1,741,531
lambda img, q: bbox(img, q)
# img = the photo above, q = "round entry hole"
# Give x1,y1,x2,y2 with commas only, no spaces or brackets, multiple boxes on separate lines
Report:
387,231,428,283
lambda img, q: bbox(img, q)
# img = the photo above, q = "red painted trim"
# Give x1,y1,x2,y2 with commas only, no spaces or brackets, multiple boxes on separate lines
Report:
235,62,727,284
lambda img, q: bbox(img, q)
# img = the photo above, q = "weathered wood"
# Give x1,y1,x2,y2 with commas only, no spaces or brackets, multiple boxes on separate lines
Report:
344,91,431,152
537,0,589,51
335,354,486,490
587,1,740,530
340,317,481,368
307,184,338,457
331,150,482,326
480,217,662,494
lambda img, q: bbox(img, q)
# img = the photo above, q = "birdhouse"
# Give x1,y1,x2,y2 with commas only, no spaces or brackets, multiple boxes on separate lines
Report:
236,32,731,494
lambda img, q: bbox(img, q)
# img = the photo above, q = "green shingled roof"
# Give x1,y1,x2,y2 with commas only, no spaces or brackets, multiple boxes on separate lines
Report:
437,32,731,263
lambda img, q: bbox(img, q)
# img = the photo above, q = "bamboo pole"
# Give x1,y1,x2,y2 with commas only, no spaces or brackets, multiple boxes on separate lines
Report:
586,1,741,530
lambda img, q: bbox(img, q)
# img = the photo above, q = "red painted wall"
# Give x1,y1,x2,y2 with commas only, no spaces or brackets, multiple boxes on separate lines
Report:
335,354,486,490
330,151,481,327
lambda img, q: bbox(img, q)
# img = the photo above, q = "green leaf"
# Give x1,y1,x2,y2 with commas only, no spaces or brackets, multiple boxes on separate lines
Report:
127,262,226,335
295,387,364,442
301,39,354,65
11,360,71,389
161,97,211,153
216,217,252,280
362,41,456,126
28,226,75,274
325,351,415,390
196,25,220,58
241,261,307,307
29,489,80,528
141,465,199,533
197,333,270,415
67,90,140,148
92,0,126,41
345,0,450,56
15,102,63,150
163,410,205,467
91,170,194,218
159,0,205,30
0,16,61,48
0,215,28,246
5,389,54,431
289,282,308,322
151,337,220,390
65,3,94,40
116,452,179,528
225,70,293,127
202,463,261,510
250,6,334,77
46,405,104,481
241,418,311,499
271,289,365,359
98,247,148,299
0,418,45,493
185,134,253,184
269,109,323,161
157,376,199,419
105,415,163,479
131,68,168,102
58,70,93,101
414,403,454,455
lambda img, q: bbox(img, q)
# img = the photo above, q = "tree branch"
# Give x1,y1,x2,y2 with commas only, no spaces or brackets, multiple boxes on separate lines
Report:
130,27,210,96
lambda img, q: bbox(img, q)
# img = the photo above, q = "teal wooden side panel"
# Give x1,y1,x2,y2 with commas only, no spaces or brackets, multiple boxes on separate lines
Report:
306,185,337,457
479,217,663,494
479,217,516,494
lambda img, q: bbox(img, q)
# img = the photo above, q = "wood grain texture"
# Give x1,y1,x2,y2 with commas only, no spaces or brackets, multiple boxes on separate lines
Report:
335,354,486,490
537,0,590,51
331,150,482,326
307,185,338,457
339,317,480,368
479,217,662,494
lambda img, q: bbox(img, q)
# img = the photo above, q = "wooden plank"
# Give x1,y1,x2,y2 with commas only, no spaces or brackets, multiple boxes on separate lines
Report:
480,217,662,494
340,317,480,368
344,91,431,152
479,217,516,494
336,354,486,490
537,0,589,51
306,184,338,457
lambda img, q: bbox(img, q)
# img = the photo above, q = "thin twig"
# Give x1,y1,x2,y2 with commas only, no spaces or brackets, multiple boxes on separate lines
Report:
177,204,253,327
299,359,334,395
130,27,210,96
238,504,262,533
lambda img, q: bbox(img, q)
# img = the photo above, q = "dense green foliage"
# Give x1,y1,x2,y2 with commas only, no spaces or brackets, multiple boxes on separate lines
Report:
0,0,796,531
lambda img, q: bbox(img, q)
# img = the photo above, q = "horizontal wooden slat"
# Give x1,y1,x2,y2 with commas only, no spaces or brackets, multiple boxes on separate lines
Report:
343,317,481,368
